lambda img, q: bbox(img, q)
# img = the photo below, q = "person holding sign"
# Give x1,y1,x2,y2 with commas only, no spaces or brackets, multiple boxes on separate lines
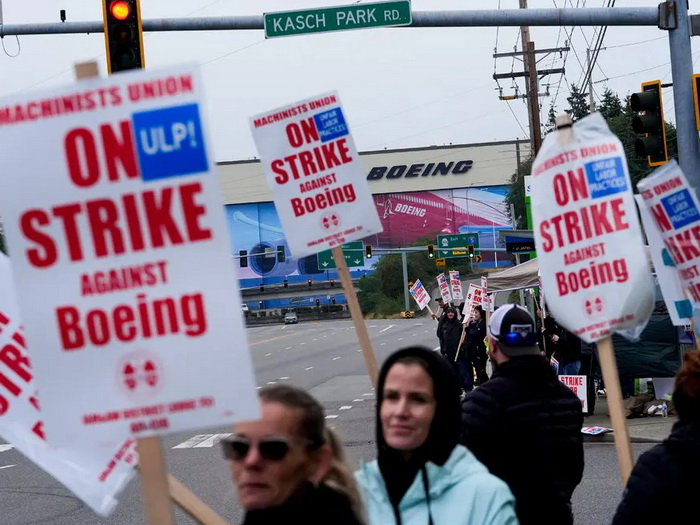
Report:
611,350,700,525
225,385,364,525
460,305,584,525
355,346,517,525
464,305,489,386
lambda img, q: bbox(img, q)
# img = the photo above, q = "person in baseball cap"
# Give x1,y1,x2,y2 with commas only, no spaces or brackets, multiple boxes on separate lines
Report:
488,304,540,357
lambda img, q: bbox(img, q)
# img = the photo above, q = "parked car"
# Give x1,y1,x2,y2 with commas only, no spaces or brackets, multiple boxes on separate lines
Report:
284,311,298,324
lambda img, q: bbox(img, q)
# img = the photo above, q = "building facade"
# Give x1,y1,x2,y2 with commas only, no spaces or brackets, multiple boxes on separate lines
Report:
218,139,528,306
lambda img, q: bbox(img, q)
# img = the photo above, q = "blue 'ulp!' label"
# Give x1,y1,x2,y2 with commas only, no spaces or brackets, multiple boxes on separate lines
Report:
313,108,348,143
584,157,627,199
132,103,208,181
660,189,700,229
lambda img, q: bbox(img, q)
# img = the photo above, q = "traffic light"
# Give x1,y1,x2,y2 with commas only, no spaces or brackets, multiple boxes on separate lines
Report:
102,0,145,74
331,297,336,305
315,299,320,307
631,80,668,166
239,250,248,268
307,279,313,287
283,279,288,288
330,278,335,287
468,245,475,258
258,300,263,308
365,245,373,258
276,245,285,263
427,245,435,258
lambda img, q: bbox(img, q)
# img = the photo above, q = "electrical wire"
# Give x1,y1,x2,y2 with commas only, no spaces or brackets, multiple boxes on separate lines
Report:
1,35,20,58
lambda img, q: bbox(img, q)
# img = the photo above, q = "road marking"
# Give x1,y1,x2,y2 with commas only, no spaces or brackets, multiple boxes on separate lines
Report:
0,465,15,470
173,434,231,449
333,356,341,361
256,386,262,390
265,353,272,357
0,445,14,453
339,406,352,410
251,333,298,346
300,342,306,345
285,346,292,350
325,415,338,419
353,399,364,402
380,324,395,333
433,346,440,352
313,338,318,341
368,325,377,328
412,333,418,336
357,349,361,352
380,342,386,346
305,366,314,371
267,381,277,385
398,337,404,341
362,393,374,397
279,376,289,380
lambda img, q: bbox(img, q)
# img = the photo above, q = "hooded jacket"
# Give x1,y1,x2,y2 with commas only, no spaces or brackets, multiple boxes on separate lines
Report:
355,346,517,525
611,420,700,525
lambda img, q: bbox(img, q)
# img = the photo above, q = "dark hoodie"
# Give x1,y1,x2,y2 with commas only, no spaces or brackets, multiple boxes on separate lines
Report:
376,346,461,522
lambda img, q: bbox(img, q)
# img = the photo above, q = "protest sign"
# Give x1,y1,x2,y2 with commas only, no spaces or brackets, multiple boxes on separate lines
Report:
437,273,452,303
634,193,691,325
637,161,700,324
0,65,259,447
249,91,383,257
559,375,588,412
0,253,135,516
532,113,651,484
462,284,485,318
531,112,654,343
409,279,431,310
449,271,463,301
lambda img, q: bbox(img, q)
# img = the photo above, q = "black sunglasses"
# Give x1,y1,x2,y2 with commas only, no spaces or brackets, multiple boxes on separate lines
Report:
221,436,291,462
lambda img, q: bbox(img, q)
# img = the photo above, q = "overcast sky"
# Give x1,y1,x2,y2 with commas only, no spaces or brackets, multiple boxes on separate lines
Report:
0,0,689,162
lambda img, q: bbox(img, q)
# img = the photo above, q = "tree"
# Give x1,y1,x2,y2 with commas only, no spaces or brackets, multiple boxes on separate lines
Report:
504,155,534,230
598,88,623,120
565,84,590,121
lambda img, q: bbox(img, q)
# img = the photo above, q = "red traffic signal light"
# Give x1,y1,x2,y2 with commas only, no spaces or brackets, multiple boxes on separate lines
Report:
110,0,131,20
330,278,335,287
102,0,145,74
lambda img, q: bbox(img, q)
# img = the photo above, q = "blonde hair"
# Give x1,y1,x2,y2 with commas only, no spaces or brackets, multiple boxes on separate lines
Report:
324,427,366,525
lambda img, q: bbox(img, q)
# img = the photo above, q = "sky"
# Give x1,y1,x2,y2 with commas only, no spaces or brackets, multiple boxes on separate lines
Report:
0,0,691,162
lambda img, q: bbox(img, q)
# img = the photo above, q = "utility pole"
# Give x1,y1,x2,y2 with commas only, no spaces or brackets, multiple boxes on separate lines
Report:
493,1,567,155
586,48,595,112
519,0,542,153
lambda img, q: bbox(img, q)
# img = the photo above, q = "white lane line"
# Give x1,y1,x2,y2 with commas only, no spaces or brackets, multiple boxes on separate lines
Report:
285,346,292,350
333,356,341,361
267,381,277,385
398,337,404,341
279,376,289,380
433,346,440,352
424,330,429,333
0,445,14,453
368,325,377,328
357,349,361,352
173,435,215,449
362,393,374,397
339,406,352,410
380,324,395,333
300,342,306,345
312,338,318,341
193,434,232,448
353,399,364,402
323,335,328,338
305,366,314,371
265,353,272,357
256,386,262,390
0,465,15,470
380,342,386,346
325,415,339,420
412,333,418,336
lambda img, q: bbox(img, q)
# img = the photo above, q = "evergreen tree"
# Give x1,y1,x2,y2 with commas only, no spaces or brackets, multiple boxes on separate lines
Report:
598,88,624,120
565,84,590,121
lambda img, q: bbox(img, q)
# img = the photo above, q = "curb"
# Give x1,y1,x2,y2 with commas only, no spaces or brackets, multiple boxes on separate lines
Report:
582,434,663,444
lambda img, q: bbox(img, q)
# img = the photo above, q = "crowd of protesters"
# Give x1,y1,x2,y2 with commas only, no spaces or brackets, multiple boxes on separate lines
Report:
224,301,698,525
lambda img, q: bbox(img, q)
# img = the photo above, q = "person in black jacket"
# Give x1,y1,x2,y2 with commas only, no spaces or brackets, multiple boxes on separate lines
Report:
611,349,700,525
460,304,584,525
226,385,364,525
464,305,489,386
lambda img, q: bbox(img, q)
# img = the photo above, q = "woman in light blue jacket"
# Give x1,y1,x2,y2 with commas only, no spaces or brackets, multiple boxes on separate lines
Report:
355,346,518,525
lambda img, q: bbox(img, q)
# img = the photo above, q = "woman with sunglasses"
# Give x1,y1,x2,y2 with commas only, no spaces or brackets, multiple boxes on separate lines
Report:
224,384,364,525
355,346,517,525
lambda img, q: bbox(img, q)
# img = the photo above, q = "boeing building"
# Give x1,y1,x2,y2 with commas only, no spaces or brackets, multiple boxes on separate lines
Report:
218,139,529,307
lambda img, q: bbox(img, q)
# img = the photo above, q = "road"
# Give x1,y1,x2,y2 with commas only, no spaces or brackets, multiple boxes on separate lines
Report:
1,319,651,524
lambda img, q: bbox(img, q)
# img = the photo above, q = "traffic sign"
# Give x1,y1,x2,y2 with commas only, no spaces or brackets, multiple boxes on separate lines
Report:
437,233,480,258
435,258,446,267
474,255,483,263
264,1,412,39
317,241,365,269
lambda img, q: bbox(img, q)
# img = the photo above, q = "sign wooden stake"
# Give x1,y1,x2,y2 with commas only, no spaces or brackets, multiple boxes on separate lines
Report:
137,437,176,525
167,475,230,525
555,113,633,484
332,246,378,388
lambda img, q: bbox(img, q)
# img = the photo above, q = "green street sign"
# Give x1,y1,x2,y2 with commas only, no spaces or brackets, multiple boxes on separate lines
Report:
317,241,365,270
264,1,412,39
437,233,480,259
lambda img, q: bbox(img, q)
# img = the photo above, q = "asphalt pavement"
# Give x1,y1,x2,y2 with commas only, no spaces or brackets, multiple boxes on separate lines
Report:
0,318,677,524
